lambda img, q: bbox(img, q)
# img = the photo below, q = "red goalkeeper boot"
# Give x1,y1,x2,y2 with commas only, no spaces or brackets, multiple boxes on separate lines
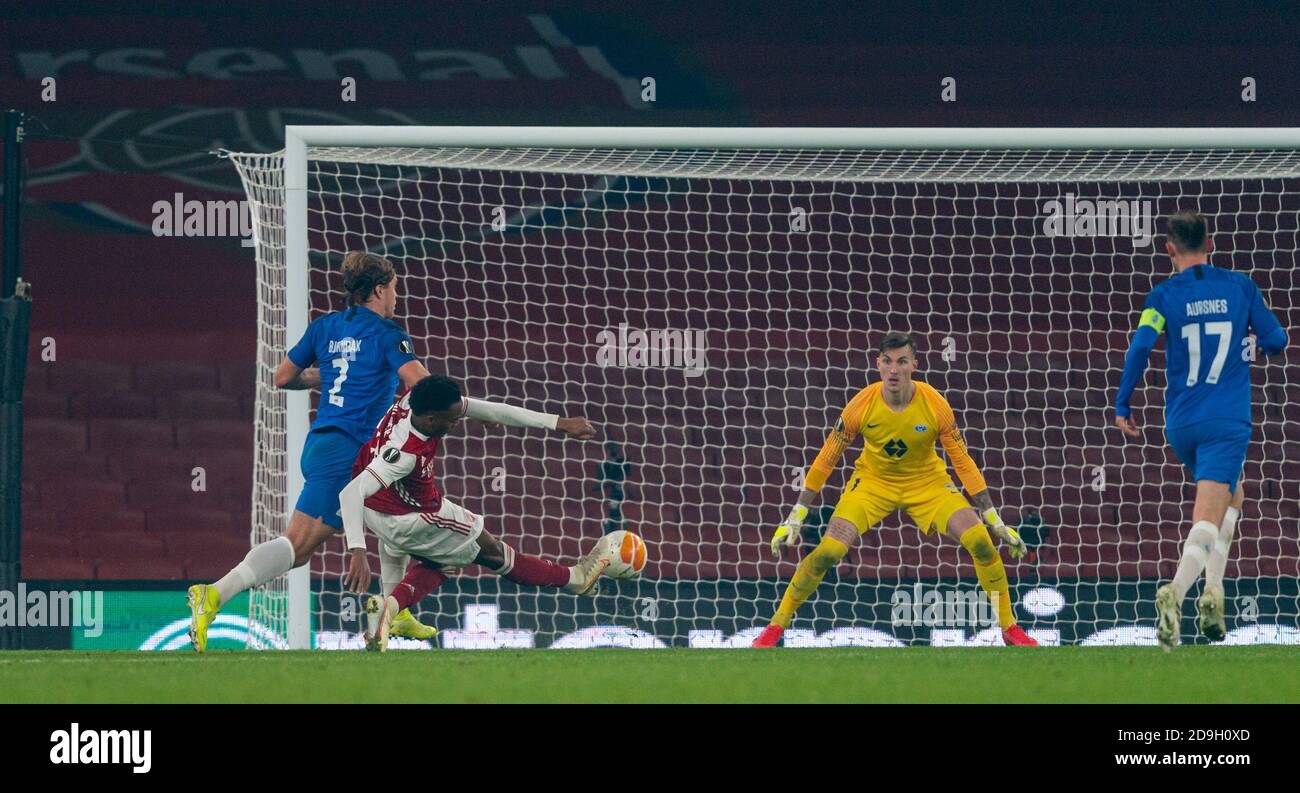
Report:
751,624,784,648
1002,625,1039,646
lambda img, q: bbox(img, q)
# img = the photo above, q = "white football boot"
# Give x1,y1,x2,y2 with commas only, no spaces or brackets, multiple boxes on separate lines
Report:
363,594,399,652
1155,583,1181,652
564,534,617,596
1197,582,1227,642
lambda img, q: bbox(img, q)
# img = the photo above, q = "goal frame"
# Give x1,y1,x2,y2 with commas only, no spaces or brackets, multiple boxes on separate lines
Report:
279,125,1300,649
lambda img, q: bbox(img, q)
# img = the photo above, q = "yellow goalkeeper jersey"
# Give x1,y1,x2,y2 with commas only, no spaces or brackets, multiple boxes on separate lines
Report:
803,380,987,495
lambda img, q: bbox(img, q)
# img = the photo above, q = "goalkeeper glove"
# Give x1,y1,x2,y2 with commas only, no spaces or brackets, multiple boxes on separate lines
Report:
770,504,809,557
982,508,1027,559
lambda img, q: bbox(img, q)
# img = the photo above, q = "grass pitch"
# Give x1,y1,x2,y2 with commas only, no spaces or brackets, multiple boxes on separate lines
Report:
1,646,1297,703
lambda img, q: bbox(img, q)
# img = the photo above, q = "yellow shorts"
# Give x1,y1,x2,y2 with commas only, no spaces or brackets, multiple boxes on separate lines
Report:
831,474,973,535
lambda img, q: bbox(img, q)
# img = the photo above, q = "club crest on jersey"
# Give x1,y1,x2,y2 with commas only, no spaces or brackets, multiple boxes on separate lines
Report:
381,446,401,464
913,424,928,433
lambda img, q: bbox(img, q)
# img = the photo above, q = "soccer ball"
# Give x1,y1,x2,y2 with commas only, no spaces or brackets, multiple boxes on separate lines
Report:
604,530,649,580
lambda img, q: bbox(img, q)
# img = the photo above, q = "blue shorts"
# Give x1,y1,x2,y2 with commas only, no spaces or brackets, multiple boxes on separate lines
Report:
294,428,362,530
1165,419,1251,494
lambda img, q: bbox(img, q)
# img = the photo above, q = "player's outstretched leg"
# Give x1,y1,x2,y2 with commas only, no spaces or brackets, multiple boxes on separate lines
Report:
752,522,853,648
190,511,329,652
365,561,447,652
477,531,618,596
186,583,221,653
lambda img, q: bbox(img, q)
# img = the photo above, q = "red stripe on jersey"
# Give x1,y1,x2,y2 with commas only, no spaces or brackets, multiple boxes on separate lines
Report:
422,513,471,530
422,514,471,535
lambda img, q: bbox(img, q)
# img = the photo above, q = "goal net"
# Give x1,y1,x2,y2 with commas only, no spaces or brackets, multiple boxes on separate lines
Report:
228,130,1300,649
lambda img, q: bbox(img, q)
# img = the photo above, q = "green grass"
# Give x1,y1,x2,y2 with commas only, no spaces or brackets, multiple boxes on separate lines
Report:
1,646,1297,703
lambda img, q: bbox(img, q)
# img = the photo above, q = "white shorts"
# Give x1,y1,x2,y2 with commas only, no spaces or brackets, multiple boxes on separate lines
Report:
364,498,484,568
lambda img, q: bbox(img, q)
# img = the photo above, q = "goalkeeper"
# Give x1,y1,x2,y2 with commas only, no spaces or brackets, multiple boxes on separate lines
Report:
753,331,1037,647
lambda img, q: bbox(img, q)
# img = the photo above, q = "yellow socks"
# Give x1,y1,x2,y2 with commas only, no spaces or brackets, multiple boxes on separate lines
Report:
960,524,1014,629
772,536,849,628
770,527,1015,631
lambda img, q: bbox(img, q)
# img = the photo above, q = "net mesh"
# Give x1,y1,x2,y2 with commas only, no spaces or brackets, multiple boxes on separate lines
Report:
229,143,1300,648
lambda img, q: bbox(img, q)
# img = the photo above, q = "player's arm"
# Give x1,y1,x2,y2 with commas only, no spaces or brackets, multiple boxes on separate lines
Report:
338,444,417,592
385,325,429,392
1114,298,1164,437
274,358,320,390
770,394,865,557
338,471,382,593
1247,280,1289,356
932,395,1026,558
462,396,596,439
276,319,321,390
397,359,430,390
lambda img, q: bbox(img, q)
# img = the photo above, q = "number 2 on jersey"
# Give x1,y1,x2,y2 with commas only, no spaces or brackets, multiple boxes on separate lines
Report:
328,356,349,406
1180,321,1232,386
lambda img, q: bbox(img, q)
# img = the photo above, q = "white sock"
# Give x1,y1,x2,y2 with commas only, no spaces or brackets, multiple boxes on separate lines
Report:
379,542,409,599
214,536,295,606
1171,521,1217,601
1205,506,1239,591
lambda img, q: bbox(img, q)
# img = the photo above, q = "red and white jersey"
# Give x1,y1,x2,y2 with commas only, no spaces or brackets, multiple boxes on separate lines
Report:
351,393,442,515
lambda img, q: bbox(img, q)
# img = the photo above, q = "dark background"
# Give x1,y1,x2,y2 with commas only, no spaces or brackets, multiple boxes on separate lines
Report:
2,3,1298,635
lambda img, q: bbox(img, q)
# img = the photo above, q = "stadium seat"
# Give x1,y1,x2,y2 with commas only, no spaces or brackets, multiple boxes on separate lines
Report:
98,556,184,580
218,360,257,398
49,360,133,395
218,478,254,512
89,419,175,451
23,448,107,481
107,449,196,482
125,477,214,510
69,392,157,419
23,360,49,392
41,478,126,513
26,418,88,452
133,362,220,393
191,448,251,484
22,556,96,580
76,530,164,560
175,419,252,449
21,507,59,534
23,390,69,418
145,507,236,535
157,390,241,420
165,532,248,565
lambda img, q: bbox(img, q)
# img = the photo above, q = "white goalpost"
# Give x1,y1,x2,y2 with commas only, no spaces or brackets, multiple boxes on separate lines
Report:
229,127,1300,650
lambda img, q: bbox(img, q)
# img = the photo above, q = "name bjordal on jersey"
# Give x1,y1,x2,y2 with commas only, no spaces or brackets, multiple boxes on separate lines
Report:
1185,299,1229,317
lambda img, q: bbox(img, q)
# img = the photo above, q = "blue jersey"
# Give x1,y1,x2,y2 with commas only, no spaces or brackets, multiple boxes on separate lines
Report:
287,305,418,445
1116,263,1288,429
